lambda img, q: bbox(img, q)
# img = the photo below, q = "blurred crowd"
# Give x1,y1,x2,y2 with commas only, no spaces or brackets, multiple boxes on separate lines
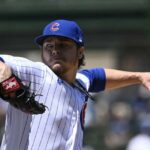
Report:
84,85,150,150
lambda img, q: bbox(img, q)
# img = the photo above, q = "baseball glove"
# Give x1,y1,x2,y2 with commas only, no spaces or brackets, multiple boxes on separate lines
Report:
0,74,46,114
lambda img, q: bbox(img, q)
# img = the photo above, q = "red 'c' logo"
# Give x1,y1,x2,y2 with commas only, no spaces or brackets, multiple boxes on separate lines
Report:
50,23,60,31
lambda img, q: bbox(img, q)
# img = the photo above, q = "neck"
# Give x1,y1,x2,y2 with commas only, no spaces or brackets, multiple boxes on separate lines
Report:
54,64,78,85
58,69,77,85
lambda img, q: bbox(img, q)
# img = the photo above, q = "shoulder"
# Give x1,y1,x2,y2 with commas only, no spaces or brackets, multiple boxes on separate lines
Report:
0,54,46,69
77,68,106,81
76,71,90,91
76,68,106,92
0,55,50,76
0,54,33,65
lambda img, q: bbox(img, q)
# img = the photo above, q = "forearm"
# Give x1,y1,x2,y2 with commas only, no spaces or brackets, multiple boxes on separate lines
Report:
105,69,142,90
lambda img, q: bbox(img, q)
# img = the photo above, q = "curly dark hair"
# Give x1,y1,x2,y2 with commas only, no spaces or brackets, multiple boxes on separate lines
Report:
78,54,85,68
77,45,85,69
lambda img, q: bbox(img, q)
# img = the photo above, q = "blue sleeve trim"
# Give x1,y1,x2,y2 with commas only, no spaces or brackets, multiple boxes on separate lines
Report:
0,57,4,62
79,68,106,92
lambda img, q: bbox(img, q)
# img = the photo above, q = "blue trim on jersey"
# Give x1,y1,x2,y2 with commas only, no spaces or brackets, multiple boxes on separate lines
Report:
79,68,106,92
80,102,87,131
0,57,5,62
76,79,89,102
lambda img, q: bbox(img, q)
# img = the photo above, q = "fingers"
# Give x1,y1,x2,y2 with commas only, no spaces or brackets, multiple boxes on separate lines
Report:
140,73,150,91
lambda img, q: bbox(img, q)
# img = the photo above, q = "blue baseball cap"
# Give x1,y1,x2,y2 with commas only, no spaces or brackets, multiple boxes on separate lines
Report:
35,19,84,46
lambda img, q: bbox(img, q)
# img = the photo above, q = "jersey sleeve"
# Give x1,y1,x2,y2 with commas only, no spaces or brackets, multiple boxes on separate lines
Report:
78,68,106,92
0,55,46,86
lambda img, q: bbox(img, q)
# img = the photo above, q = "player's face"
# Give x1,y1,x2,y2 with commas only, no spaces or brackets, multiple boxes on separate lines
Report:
42,36,84,76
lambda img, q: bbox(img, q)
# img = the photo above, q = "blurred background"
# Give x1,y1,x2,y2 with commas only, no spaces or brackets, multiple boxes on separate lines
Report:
0,0,150,149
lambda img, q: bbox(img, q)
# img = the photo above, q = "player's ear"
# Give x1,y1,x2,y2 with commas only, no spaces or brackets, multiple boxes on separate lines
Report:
78,46,85,59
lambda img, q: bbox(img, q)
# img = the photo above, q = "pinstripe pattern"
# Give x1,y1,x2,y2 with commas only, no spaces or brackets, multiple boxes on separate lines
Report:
0,55,90,150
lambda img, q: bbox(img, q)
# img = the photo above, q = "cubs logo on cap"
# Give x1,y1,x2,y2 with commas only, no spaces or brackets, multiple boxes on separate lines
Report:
50,22,60,32
34,19,84,46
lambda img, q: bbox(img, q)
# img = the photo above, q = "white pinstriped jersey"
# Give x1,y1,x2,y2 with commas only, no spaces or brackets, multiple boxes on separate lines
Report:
0,55,106,150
